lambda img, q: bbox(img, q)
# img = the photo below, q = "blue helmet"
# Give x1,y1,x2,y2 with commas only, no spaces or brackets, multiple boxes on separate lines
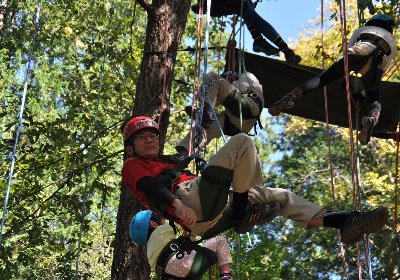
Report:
129,210,152,246
365,14,395,34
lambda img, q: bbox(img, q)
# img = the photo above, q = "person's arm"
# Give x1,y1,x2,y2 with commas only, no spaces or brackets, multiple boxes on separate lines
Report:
137,176,178,207
171,199,196,226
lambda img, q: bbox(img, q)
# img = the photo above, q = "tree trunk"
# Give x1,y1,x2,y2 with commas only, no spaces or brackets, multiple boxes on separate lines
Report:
111,1,191,279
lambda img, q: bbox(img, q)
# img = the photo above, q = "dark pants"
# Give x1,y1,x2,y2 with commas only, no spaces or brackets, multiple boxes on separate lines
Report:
298,51,383,119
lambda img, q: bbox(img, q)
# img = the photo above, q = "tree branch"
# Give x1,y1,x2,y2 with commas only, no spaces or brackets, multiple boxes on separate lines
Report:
136,0,153,14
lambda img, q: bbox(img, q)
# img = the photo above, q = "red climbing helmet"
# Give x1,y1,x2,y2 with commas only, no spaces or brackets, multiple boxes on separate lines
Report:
123,116,159,142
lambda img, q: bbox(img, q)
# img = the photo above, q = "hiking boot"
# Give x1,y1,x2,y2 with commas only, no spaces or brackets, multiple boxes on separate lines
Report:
234,202,280,234
268,87,303,116
253,39,280,56
358,116,377,145
283,48,302,64
340,206,389,245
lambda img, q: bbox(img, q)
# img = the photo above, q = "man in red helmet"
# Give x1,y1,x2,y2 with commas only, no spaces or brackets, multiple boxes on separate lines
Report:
122,116,389,244
268,14,397,145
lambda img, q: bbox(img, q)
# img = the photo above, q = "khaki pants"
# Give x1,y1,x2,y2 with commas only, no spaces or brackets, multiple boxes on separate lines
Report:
177,72,262,153
175,134,323,237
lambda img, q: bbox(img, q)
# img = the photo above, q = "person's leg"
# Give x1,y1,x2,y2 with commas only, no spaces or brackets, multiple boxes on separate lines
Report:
202,236,233,279
248,25,280,56
268,53,371,116
207,134,263,193
241,0,301,63
358,88,381,145
200,134,263,223
355,43,384,145
177,72,237,155
248,185,389,245
248,185,324,227
308,207,389,245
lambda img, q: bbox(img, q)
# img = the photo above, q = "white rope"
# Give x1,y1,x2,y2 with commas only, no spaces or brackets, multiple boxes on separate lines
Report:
74,3,114,279
0,1,41,246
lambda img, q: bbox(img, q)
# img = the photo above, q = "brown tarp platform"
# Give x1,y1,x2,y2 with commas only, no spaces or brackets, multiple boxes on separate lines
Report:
235,50,400,134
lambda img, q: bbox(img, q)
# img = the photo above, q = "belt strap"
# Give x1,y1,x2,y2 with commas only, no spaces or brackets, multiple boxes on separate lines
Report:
358,33,391,55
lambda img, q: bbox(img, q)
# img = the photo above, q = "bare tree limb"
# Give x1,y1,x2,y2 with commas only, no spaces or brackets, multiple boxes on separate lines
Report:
136,0,153,14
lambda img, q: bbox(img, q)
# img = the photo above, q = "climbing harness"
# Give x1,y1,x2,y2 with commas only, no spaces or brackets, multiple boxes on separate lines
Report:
155,235,217,280
320,2,348,277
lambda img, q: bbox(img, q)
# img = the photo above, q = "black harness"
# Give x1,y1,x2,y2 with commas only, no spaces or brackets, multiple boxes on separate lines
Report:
358,33,391,56
223,89,264,136
156,235,217,280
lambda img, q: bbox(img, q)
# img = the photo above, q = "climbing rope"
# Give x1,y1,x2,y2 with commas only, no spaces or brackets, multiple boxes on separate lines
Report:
187,0,204,156
74,3,114,279
394,122,400,253
338,1,373,278
385,57,400,81
320,1,349,278
0,1,41,247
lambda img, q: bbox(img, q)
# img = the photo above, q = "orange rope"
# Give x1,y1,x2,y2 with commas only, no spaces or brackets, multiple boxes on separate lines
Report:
394,122,400,234
385,56,400,81
188,0,205,157
321,1,348,278
338,2,368,278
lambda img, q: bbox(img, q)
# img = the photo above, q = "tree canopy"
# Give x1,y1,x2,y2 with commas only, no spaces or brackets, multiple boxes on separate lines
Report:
0,0,399,279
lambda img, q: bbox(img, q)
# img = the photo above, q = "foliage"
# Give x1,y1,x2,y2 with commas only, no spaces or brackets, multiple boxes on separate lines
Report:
0,0,399,279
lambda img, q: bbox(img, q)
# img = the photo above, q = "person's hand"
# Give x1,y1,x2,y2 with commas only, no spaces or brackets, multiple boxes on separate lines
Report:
172,199,197,226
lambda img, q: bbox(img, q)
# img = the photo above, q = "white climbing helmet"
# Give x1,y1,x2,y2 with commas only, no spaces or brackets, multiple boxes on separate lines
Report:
233,72,263,96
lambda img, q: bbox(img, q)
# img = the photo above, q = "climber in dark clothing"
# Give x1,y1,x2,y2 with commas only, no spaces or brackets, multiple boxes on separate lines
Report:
268,14,397,145
191,0,302,64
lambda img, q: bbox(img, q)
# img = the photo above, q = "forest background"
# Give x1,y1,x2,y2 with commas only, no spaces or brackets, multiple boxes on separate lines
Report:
0,0,399,279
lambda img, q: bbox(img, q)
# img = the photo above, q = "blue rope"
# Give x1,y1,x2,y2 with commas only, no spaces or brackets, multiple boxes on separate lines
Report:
0,1,41,247
74,3,114,279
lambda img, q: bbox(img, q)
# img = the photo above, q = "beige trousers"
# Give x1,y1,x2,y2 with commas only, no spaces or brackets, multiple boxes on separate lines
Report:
175,134,323,237
177,72,262,153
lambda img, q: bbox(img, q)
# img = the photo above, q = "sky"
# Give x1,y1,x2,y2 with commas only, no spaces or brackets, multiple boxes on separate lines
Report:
240,0,323,52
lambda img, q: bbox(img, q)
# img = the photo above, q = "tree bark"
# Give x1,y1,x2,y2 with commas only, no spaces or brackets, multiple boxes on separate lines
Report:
111,1,191,279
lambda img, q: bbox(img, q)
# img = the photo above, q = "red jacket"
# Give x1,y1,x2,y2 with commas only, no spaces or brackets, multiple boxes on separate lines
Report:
122,157,197,210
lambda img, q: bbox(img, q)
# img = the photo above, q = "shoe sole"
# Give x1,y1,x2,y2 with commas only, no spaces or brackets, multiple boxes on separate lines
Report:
341,206,389,245
253,46,280,56
234,202,280,234
268,102,294,116
286,56,302,65
254,202,280,225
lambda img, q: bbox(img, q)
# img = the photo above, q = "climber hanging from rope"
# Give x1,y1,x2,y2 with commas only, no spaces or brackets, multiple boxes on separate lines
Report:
121,116,389,252
268,14,397,145
176,71,264,157
129,210,235,280
191,0,301,64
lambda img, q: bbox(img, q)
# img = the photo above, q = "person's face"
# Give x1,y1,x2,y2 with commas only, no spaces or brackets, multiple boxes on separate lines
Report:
133,129,160,160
